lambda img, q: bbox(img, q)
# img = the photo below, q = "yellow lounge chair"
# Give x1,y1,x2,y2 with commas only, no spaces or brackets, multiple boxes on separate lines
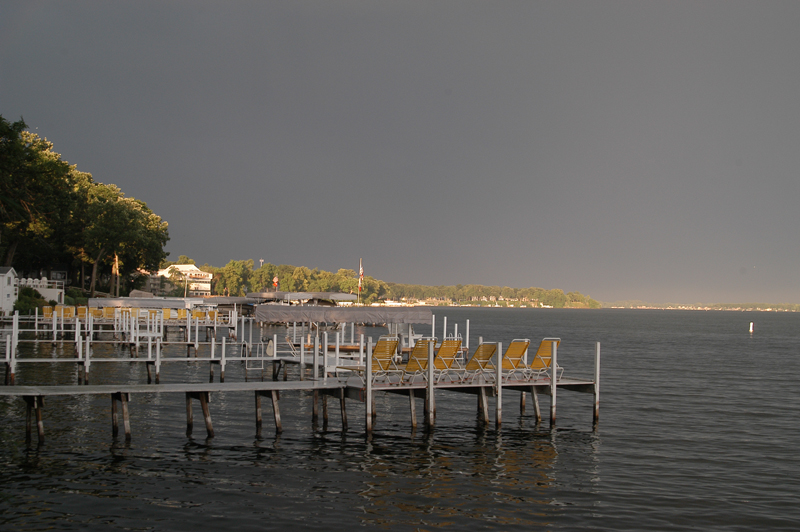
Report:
400,337,437,383
525,338,563,381
501,339,531,381
42,306,53,319
433,338,462,383
338,335,401,384
460,342,498,384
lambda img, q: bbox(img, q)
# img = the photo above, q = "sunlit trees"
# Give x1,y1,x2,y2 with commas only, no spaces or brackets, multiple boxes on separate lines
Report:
1,115,169,294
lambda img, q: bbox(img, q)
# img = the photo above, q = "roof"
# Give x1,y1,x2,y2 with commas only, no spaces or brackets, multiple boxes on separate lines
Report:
254,306,432,324
0,267,16,275
247,291,357,302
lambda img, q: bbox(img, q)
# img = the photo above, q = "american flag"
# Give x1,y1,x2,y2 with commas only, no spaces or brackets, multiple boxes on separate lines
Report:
358,258,363,292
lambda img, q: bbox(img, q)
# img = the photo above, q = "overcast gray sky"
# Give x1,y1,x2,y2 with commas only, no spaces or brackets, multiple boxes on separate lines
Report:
2,1,799,304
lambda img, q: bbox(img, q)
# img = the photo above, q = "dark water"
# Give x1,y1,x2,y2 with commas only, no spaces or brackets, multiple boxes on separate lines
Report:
2,309,799,530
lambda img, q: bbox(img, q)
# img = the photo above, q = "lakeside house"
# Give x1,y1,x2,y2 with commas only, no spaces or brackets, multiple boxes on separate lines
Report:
145,264,213,297
0,267,18,315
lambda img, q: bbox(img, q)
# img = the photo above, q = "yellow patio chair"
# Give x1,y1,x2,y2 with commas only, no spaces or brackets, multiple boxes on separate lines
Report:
192,309,206,321
339,335,401,384
162,308,173,320
399,337,437,383
370,335,401,383
460,342,498,384
90,308,103,318
42,306,53,319
176,308,187,320
525,338,563,381
103,307,116,319
501,339,531,381
207,310,217,321
76,306,88,319
433,338,462,383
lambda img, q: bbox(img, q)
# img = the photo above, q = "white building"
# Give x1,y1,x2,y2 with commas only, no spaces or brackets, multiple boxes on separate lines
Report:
149,264,213,297
0,267,18,315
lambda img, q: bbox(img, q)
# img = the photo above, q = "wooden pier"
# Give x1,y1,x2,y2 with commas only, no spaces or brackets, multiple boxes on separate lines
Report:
2,308,601,446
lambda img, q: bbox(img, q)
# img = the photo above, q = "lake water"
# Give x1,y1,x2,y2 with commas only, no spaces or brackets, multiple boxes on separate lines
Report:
1,308,799,530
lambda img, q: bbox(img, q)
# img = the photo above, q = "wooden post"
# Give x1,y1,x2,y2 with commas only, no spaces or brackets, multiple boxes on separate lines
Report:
186,392,214,438
112,392,131,440
550,341,557,427
426,340,435,428
531,385,541,423
365,337,373,433
520,391,526,415
271,390,282,433
24,396,45,445
255,390,282,434
255,391,262,433
495,341,503,429
593,342,601,426
409,391,417,430
478,387,489,424
339,388,347,431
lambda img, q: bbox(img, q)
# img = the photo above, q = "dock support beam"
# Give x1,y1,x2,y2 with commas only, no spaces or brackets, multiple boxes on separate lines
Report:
365,338,373,433
255,390,281,435
186,392,214,438
531,385,542,423
593,342,601,426
339,388,348,431
24,396,45,445
425,340,435,428
111,392,131,440
495,342,503,429
550,341,558,427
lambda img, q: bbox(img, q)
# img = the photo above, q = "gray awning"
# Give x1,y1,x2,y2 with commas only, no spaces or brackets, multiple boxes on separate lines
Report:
247,291,357,302
88,297,206,309
254,306,432,324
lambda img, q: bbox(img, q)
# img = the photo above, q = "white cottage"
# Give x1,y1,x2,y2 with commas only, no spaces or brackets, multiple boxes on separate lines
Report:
0,267,18,315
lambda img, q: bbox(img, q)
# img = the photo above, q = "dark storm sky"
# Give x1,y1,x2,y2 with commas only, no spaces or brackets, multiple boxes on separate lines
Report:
2,1,799,304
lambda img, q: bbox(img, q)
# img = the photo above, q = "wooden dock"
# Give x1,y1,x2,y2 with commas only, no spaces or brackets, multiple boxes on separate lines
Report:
2,311,601,447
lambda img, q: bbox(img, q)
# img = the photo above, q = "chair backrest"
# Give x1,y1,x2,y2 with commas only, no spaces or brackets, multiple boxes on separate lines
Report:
502,339,531,370
464,342,498,371
433,339,462,369
405,337,437,372
529,338,561,370
371,336,400,372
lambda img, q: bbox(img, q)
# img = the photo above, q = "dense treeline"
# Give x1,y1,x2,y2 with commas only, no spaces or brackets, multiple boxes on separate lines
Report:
170,256,599,308
1,116,169,295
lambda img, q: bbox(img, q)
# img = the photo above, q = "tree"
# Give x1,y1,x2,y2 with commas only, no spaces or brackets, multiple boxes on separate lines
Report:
84,183,168,296
0,119,79,268
215,259,254,296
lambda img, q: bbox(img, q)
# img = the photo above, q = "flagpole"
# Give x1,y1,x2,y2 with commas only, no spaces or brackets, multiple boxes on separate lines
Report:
358,258,363,306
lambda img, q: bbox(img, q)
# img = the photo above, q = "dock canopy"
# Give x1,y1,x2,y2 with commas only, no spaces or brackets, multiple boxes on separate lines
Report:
254,306,432,325
247,291,358,303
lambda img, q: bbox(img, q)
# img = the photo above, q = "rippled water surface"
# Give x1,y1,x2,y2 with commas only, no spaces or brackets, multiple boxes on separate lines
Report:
2,309,799,530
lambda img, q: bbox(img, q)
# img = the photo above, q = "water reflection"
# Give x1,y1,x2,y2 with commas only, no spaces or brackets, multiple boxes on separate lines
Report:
357,429,563,528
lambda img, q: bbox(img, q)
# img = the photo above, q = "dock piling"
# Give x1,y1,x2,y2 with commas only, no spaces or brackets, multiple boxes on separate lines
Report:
593,342,601,426
550,341,558,427
186,391,214,438
111,392,131,440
